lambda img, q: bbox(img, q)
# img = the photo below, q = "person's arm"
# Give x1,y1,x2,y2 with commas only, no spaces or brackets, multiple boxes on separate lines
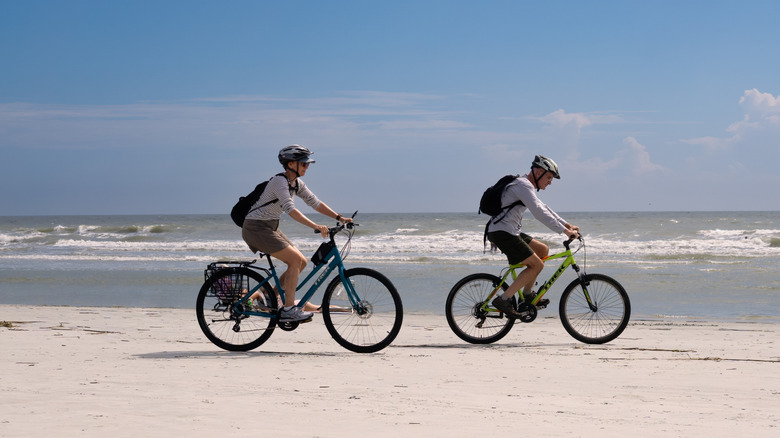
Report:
513,183,567,234
545,205,579,238
315,202,352,223
288,208,328,238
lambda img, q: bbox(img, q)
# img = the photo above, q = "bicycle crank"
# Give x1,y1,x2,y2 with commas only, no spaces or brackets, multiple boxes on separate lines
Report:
516,302,537,323
277,321,299,331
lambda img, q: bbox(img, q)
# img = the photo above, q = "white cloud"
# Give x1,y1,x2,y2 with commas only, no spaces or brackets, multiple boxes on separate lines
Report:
682,135,733,151
538,109,594,129
564,136,663,178
527,109,625,159
739,88,780,113
685,88,780,151
0,92,470,153
535,109,622,129
619,136,664,173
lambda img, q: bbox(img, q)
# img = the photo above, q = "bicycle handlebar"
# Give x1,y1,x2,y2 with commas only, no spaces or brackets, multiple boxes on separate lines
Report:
313,211,359,237
563,234,583,250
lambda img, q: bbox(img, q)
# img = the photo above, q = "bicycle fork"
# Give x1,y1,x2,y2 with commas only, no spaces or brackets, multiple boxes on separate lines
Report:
571,263,598,312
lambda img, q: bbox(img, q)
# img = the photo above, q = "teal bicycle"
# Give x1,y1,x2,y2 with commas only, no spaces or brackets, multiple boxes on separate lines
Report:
445,236,630,344
196,214,403,353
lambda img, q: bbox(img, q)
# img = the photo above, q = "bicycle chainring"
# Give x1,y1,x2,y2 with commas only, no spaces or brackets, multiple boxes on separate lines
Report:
277,321,299,331
516,302,537,323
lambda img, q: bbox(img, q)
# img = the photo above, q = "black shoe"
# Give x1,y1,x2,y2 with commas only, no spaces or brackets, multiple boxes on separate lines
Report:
492,296,521,318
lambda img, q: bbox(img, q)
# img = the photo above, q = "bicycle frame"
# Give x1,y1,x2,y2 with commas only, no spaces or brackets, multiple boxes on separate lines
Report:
482,239,591,311
236,230,359,319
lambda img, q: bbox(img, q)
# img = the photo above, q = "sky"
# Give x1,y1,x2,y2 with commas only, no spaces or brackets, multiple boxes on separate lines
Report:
2,0,779,215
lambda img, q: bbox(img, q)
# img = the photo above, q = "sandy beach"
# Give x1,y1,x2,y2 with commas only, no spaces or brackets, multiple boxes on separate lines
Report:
1,305,777,437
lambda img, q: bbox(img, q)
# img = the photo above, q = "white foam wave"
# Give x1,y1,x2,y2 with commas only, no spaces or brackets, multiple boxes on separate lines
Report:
4,225,779,264
0,254,213,263
52,239,246,252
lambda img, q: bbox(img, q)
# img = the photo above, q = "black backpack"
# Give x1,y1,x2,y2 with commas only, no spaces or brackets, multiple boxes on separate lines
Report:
479,174,525,246
230,173,287,227
479,174,525,217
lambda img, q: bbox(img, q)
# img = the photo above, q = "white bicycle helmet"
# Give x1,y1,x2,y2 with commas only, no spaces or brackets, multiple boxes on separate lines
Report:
531,154,560,179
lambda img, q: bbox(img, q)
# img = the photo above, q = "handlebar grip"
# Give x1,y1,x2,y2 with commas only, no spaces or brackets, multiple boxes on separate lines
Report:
563,233,583,248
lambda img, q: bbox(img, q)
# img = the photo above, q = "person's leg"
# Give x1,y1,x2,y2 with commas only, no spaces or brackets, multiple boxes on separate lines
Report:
270,245,308,307
488,232,543,300
487,231,544,315
502,253,544,299
522,238,549,296
528,238,549,259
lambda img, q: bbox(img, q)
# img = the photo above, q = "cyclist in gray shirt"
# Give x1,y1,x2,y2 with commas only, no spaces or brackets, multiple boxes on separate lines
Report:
487,155,580,317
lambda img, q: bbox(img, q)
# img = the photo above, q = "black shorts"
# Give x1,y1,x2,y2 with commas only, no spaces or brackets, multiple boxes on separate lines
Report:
487,231,534,265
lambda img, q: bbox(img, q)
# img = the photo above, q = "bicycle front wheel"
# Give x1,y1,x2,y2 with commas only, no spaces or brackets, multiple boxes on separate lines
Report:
445,273,514,344
559,273,631,344
196,267,277,351
321,268,403,353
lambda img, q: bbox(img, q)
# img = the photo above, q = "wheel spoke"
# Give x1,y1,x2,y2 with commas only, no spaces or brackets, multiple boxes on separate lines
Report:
322,268,403,353
559,274,631,344
196,268,277,351
445,274,514,344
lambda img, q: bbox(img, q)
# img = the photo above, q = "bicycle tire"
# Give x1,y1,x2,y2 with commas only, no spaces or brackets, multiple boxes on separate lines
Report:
321,268,403,353
196,267,277,351
559,273,631,344
445,273,514,344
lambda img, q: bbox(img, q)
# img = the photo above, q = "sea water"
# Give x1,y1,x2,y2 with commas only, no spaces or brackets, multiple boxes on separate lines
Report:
1,212,778,320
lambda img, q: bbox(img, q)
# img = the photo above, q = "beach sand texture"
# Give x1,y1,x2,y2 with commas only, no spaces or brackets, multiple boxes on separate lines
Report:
1,305,778,437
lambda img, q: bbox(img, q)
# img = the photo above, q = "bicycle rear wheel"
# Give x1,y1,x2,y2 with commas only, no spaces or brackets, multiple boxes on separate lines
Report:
196,267,277,351
445,273,514,344
559,273,631,344
321,268,403,353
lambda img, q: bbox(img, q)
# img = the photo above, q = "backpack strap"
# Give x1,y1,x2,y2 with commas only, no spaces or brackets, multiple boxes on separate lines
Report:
483,200,525,249
247,173,287,216
490,199,525,224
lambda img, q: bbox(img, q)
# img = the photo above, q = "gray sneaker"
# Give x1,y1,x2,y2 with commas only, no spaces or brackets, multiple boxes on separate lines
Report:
492,295,521,318
279,306,313,322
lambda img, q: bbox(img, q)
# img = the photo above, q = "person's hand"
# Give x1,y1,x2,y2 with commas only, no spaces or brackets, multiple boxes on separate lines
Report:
565,228,579,240
316,224,328,238
336,214,353,224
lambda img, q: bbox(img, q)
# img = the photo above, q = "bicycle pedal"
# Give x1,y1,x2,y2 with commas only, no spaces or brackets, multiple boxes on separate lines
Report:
278,316,314,324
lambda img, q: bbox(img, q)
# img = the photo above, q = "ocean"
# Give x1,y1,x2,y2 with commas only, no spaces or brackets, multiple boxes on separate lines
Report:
1,211,778,320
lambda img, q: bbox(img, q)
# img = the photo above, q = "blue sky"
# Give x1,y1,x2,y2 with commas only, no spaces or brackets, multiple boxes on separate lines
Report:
2,0,779,215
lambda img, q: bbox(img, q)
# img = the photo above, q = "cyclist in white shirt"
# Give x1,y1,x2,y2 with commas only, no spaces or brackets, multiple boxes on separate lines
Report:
487,155,579,317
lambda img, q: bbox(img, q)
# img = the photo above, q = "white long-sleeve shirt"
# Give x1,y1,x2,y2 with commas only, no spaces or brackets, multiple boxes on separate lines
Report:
486,175,567,236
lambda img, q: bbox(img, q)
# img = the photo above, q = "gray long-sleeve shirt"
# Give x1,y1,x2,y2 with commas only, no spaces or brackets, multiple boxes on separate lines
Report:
486,175,567,236
245,174,321,221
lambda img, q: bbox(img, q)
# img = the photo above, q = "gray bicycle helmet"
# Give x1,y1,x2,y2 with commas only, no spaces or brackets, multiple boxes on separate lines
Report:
531,154,560,179
278,144,315,166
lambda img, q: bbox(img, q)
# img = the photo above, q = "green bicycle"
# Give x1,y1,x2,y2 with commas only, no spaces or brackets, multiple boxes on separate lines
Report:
445,236,630,344
196,214,403,353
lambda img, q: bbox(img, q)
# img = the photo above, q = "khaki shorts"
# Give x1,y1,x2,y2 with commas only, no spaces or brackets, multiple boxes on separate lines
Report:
242,219,293,254
487,231,534,265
